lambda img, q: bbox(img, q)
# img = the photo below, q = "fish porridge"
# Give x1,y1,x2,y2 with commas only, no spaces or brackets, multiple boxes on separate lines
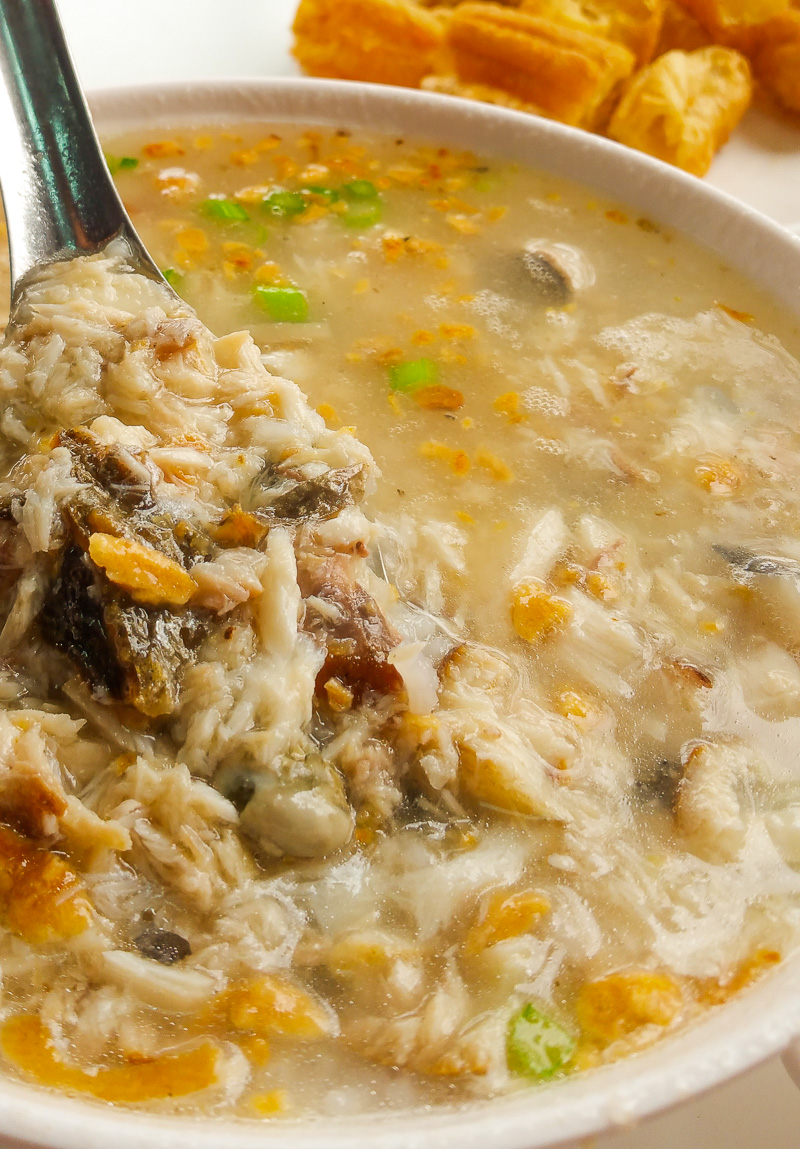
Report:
0,122,797,1118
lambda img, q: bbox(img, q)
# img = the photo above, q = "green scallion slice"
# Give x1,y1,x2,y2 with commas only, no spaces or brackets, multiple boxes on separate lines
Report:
162,268,183,288
253,285,309,323
389,358,438,393
263,191,307,218
342,179,379,201
105,155,139,175
342,199,382,229
201,198,250,223
506,1003,576,1080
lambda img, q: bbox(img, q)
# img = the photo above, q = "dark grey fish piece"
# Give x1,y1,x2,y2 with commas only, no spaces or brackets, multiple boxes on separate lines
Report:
713,544,800,578
40,544,204,717
519,249,572,305
135,927,192,965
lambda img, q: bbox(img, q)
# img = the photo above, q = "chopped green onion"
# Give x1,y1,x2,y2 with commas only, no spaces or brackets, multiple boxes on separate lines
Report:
105,155,139,175
304,185,340,204
201,198,250,223
338,180,382,227
162,268,183,288
253,285,309,323
506,1003,576,1080
389,358,438,393
342,179,379,201
342,198,382,229
263,191,307,218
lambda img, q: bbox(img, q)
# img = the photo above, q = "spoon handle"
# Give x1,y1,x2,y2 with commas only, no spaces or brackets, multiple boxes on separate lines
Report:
0,0,163,297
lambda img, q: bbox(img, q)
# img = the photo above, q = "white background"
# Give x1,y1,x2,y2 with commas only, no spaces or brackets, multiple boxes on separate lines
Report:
55,1,800,1144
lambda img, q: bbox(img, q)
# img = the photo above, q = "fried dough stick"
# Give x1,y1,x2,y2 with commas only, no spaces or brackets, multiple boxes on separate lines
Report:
292,0,447,87
443,3,636,129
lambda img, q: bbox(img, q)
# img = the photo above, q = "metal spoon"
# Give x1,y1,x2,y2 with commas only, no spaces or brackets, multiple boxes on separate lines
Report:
0,0,173,311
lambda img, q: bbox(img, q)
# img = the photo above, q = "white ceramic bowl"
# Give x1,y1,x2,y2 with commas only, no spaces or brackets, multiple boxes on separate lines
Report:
4,77,800,1149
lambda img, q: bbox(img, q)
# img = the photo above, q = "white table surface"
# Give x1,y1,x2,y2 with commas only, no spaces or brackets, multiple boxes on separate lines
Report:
55,1,800,1144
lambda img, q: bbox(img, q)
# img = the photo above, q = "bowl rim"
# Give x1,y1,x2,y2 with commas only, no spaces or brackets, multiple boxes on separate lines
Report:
2,74,800,1149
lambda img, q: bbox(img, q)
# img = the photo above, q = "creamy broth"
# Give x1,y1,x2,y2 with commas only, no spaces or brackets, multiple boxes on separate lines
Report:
0,123,798,1118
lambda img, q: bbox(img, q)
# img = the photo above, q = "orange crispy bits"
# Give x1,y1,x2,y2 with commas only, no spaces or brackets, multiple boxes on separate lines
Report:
475,447,514,481
0,826,91,944
238,1035,272,1067
420,440,471,474
607,46,751,176
176,226,208,254
465,889,550,953
292,0,447,87
222,242,254,270
439,322,476,339
521,0,666,64
446,4,636,129
142,140,185,159
557,688,592,719
511,582,571,644
576,970,683,1045
251,1089,289,1116
494,390,526,422
694,453,741,494
226,975,334,1040
717,302,754,322
230,148,260,166
1,1015,219,1103
88,534,198,608
213,507,268,549
155,168,200,198
317,402,341,426
382,233,442,261
416,384,465,410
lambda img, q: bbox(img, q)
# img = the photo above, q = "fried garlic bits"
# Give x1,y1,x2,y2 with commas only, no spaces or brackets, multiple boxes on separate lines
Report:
607,46,752,177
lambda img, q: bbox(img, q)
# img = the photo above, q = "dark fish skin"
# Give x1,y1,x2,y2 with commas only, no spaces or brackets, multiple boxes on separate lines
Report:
252,463,366,524
60,428,212,565
59,427,155,513
40,544,204,717
40,544,125,700
39,428,212,717
103,598,205,717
